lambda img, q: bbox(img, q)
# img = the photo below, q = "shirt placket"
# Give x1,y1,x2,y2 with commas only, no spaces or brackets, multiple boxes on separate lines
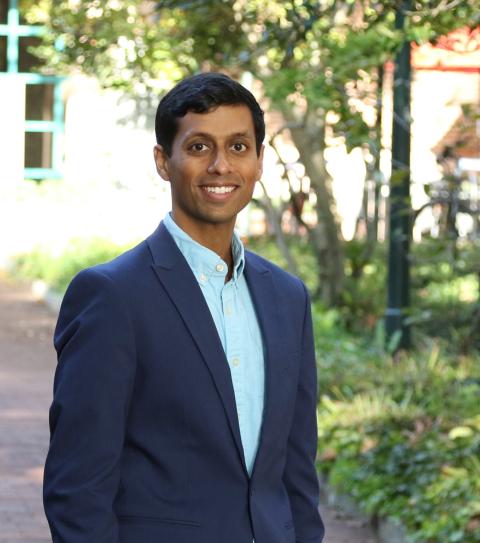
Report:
222,282,253,467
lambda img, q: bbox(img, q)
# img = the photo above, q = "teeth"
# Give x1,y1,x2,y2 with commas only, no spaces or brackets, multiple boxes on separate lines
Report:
204,186,235,194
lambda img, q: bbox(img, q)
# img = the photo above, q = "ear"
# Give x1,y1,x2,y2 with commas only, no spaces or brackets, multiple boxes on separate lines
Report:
153,144,170,181
257,144,265,181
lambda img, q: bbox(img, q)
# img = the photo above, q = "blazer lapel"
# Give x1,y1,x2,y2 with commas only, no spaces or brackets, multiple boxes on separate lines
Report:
244,253,287,479
146,223,247,473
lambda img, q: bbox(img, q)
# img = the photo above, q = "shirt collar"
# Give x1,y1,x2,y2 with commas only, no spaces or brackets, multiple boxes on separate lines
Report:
163,212,245,285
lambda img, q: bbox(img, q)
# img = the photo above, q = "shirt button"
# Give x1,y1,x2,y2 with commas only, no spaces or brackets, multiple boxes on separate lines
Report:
199,273,207,282
226,305,232,316
232,358,240,367
216,263,224,272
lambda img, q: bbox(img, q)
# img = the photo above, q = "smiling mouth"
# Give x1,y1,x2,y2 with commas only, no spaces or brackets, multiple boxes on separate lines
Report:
202,186,236,194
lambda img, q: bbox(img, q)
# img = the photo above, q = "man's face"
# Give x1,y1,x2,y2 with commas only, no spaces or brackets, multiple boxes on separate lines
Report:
154,104,263,238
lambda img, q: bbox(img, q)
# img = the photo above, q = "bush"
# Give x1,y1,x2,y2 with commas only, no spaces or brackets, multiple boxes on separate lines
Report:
11,236,479,351
316,334,480,543
11,238,131,293
246,234,319,293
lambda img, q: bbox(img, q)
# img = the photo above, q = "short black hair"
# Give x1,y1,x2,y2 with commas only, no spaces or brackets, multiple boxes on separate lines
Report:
155,72,265,156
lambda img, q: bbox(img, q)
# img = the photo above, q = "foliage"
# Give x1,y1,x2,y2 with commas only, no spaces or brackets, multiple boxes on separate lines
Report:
23,0,480,307
249,235,479,349
11,238,129,293
247,234,319,293
11,235,479,348
27,1,479,141
341,240,388,328
315,330,480,542
248,236,389,324
27,1,480,90
410,238,480,349
309,273,480,541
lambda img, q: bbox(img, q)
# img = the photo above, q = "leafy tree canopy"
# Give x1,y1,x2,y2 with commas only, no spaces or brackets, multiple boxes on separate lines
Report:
26,0,478,146
24,0,479,306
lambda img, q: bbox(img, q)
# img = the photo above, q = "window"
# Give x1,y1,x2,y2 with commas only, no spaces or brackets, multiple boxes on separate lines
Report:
18,35,42,72
0,0,7,25
0,36,6,71
0,0,64,180
26,83,54,120
25,131,52,169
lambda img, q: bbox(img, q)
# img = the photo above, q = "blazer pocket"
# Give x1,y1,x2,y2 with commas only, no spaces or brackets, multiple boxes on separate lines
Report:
118,515,200,528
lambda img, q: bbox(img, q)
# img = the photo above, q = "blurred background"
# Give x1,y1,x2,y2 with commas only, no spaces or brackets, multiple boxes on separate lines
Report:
0,1,479,542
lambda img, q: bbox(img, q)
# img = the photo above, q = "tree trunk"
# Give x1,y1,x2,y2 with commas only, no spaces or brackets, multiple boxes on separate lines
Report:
288,111,344,306
256,181,299,277
371,64,384,244
353,64,384,277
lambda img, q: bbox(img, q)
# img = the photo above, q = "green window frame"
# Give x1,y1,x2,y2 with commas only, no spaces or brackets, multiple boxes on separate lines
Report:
0,0,64,180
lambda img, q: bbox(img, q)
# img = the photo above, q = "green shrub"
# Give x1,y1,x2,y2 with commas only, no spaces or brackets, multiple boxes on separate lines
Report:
13,235,477,350
11,238,131,293
246,234,319,293
316,337,480,543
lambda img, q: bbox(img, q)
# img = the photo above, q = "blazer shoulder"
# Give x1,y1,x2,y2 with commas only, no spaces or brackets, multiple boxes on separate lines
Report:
96,239,151,276
245,249,307,297
62,239,152,308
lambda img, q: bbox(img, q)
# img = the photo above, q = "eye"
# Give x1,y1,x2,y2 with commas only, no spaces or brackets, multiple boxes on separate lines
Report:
231,142,247,153
189,142,208,153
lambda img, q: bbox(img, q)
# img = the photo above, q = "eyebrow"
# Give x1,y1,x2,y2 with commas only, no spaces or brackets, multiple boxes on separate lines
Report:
184,130,254,141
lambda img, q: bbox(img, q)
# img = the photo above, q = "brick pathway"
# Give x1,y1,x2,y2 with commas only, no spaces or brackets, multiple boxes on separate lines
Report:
0,276,376,543
0,276,53,542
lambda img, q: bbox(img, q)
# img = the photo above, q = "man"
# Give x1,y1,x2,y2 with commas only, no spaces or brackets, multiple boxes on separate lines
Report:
43,72,325,543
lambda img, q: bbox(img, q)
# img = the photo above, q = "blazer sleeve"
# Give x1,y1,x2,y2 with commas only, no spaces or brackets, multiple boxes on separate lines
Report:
43,267,136,543
282,282,325,543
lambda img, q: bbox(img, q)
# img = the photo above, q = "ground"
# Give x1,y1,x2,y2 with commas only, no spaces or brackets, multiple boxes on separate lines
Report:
0,275,377,543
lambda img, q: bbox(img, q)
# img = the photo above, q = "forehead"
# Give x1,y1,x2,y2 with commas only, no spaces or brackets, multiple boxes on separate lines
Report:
175,104,255,141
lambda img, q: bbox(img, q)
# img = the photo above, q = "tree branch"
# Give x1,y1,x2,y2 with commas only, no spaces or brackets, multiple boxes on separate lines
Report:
405,0,466,17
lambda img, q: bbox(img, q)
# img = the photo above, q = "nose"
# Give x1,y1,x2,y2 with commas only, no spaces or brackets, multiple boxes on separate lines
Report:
207,149,232,175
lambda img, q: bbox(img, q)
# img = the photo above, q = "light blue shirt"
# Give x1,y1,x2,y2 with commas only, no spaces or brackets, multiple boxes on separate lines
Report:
163,213,265,476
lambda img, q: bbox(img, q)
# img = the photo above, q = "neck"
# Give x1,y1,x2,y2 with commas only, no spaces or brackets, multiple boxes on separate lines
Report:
171,213,235,270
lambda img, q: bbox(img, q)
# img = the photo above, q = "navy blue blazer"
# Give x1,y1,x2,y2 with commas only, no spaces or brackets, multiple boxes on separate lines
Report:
43,222,325,543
